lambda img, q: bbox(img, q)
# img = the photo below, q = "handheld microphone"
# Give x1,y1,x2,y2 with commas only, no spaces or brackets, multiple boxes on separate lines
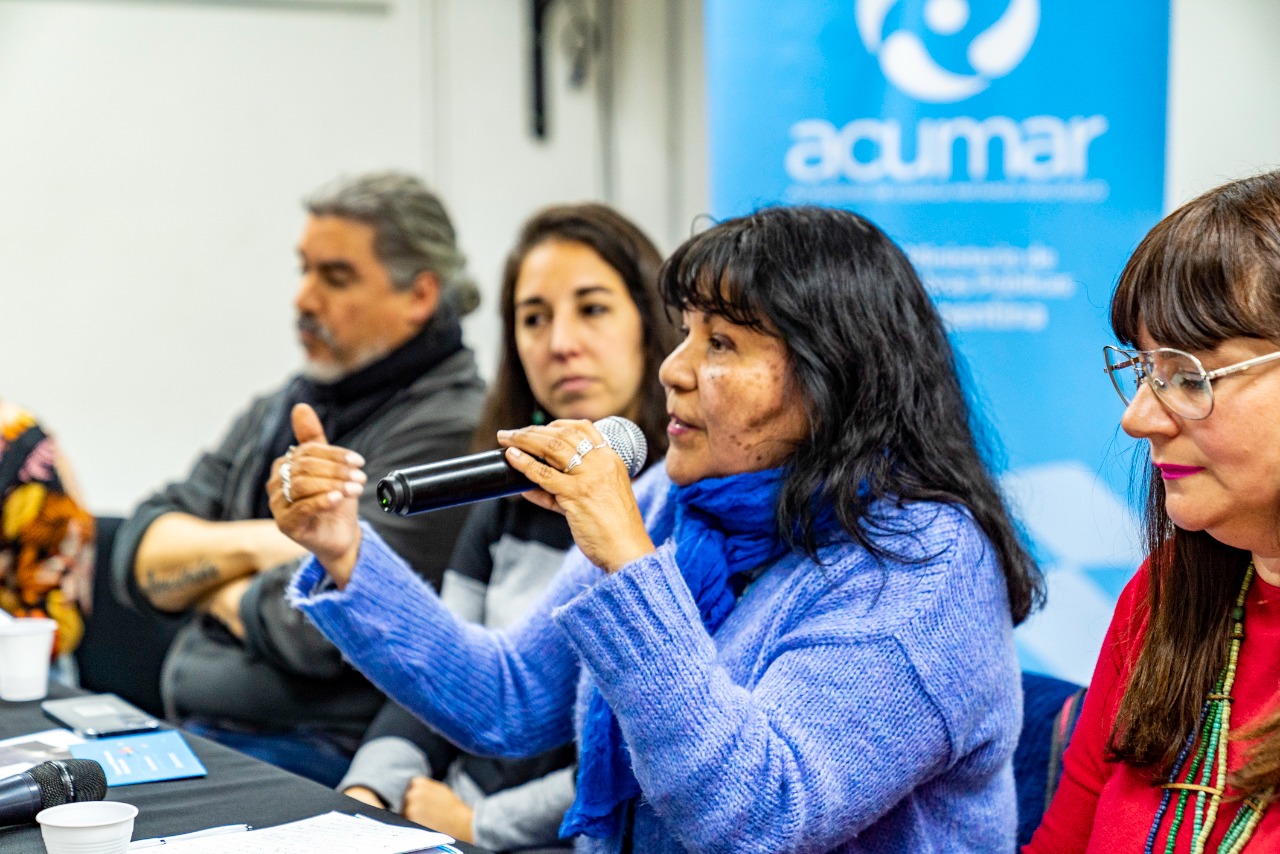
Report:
377,416,647,516
0,759,107,825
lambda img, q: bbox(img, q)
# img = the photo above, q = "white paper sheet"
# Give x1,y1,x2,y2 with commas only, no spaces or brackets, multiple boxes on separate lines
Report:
0,727,85,777
151,811,453,853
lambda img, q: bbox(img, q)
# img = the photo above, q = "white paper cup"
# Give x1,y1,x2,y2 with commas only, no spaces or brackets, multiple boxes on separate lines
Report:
0,617,57,702
37,801,137,854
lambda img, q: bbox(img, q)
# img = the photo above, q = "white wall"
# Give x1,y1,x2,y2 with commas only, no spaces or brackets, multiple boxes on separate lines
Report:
1,0,1275,517
1167,0,1280,204
0,0,705,514
0,0,428,512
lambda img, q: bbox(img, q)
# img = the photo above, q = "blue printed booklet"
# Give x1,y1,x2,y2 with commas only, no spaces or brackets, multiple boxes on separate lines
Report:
69,730,207,786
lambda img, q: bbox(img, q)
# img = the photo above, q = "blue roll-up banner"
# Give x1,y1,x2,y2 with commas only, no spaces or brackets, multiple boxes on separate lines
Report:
707,0,1169,684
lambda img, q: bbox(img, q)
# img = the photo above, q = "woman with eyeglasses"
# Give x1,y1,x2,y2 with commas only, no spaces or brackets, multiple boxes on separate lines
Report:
1027,171,1280,852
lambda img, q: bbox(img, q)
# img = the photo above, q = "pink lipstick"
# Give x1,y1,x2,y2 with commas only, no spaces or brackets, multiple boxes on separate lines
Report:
1154,463,1204,480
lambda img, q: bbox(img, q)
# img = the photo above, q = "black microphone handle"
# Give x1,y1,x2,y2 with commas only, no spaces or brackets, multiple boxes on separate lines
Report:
377,416,645,517
0,772,42,826
378,449,534,516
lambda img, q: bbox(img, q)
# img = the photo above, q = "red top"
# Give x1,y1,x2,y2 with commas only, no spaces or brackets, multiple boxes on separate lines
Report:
1026,562,1280,852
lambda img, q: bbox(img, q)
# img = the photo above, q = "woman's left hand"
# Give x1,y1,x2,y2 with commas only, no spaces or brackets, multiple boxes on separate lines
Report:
498,420,655,573
402,777,474,844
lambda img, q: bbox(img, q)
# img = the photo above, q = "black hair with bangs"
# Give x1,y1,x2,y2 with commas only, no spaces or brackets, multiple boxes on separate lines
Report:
661,205,1043,624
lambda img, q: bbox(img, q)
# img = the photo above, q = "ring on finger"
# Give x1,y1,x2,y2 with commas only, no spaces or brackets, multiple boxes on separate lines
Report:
280,461,294,505
563,438,606,473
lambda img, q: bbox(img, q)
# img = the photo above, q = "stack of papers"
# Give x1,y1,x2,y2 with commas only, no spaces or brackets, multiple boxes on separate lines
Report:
143,812,455,853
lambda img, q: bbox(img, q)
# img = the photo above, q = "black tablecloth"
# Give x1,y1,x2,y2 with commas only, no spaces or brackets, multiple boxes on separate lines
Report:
0,683,489,853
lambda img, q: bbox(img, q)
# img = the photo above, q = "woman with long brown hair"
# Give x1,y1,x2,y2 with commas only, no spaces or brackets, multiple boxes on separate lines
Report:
338,202,680,850
1028,170,1280,850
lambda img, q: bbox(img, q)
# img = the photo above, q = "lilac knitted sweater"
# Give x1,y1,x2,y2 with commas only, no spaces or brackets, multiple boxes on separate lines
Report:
289,466,1020,853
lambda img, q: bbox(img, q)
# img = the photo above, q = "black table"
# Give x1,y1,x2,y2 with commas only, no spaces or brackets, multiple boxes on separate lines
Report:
0,684,489,853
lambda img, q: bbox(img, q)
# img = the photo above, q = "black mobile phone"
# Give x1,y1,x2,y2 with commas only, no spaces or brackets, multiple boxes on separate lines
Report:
41,693,161,738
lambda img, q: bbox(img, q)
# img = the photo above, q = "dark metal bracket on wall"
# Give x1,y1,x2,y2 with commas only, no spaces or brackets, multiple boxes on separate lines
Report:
530,0,599,141
531,0,556,140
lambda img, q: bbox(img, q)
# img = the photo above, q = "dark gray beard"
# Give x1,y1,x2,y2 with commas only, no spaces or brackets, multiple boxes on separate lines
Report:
295,314,397,381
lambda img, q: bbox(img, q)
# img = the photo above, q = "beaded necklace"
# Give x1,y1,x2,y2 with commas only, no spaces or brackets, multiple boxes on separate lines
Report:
1142,564,1273,854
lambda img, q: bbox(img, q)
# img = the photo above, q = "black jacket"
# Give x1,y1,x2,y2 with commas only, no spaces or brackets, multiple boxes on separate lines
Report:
110,347,486,737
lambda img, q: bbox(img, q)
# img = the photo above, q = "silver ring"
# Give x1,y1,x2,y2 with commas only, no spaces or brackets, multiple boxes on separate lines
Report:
563,439,606,473
280,461,294,505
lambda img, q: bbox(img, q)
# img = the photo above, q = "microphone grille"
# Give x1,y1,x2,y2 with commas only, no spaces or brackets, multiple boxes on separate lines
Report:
30,759,108,807
594,417,647,478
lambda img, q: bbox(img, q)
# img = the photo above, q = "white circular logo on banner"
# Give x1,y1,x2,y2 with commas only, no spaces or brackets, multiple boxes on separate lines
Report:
856,0,1040,102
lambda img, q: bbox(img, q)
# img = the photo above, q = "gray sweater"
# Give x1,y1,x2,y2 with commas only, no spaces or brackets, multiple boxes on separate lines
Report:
111,347,485,737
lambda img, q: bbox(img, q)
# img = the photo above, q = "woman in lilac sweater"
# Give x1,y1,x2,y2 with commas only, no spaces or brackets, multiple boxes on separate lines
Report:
274,206,1042,852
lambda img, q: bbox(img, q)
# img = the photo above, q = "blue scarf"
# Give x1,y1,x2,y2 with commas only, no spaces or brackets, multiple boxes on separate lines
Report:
560,466,791,841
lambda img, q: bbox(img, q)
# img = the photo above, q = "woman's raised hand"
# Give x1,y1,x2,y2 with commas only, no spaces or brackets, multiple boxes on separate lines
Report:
498,420,655,573
267,403,367,588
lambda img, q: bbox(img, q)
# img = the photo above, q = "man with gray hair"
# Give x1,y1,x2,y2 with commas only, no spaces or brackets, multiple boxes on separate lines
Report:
111,172,486,786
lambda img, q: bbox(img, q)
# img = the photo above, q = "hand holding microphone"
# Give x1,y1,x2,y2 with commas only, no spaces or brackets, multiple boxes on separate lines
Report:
496,419,657,574
269,405,653,585
376,415,646,515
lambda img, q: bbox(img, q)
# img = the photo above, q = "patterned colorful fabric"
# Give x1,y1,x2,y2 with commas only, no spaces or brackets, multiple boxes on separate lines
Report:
0,404,94,655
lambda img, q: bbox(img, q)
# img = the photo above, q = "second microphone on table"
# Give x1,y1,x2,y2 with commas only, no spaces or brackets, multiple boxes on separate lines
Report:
377,416,647,516
0,759,106,826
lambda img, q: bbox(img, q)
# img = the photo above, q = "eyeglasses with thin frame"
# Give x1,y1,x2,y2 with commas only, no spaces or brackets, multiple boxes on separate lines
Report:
1103,344,1280,420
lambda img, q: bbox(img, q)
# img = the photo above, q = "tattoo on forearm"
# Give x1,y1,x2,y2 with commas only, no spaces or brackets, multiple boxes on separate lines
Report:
142,563,220,598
